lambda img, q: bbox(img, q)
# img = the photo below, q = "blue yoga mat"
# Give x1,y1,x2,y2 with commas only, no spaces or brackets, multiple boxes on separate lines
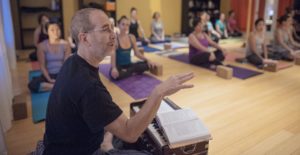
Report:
141,46,161,52
29,70,50,123
168,54,263,80
151,40,171,44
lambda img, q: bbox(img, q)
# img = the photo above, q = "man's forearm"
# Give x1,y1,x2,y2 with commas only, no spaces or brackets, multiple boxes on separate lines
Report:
125,87,163,141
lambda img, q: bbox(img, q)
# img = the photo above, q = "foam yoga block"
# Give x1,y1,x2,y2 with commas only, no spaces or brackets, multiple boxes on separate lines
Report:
150,64,163,76
216,66,233,79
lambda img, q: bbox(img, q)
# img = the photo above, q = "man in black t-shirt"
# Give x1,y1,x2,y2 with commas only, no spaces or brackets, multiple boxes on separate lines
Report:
42,8,194,155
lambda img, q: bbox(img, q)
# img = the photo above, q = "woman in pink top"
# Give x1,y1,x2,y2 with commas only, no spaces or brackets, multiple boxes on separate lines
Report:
227,10,242,37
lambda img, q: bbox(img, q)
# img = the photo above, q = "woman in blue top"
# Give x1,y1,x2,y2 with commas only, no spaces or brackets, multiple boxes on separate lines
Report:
215,13,228,39
28,21,71,92
110,16,156,80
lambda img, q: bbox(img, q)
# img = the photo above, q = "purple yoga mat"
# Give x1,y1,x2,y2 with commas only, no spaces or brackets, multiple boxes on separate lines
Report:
99,64,161,99
226,65,263,79
169,54,263,80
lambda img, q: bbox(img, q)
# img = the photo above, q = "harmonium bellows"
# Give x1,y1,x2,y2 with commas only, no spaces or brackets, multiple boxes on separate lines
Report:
130,98,212,155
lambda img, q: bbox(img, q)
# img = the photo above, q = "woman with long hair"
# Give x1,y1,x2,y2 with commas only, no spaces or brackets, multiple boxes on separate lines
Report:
110,16,156,80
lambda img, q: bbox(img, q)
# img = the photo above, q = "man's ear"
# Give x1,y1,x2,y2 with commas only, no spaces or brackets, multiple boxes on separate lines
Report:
78,32,90,46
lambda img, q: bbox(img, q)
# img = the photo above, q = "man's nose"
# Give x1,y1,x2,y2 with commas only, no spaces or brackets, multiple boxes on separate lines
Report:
110,33,115,40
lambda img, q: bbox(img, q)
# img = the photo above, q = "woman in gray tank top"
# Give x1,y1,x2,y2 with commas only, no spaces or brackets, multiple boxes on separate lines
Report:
271,15,300,61
246,18,276,68
28,21,71,92
150,12,165,42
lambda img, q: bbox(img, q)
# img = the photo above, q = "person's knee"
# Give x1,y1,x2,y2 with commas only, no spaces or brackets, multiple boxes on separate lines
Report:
247,55,262,66
135,62,149,72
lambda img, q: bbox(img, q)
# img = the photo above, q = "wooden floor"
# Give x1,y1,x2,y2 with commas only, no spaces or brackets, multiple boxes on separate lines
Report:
5,45,300,155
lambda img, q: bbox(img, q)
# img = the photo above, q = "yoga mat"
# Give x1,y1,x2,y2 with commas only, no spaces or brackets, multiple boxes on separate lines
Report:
226,65,263,79
142,46,161,52
151,40,171,44
277,61,294,70
29,70,50,123
168,54,263,79
225,52,245,62
31,61,40,70
99,64,161,100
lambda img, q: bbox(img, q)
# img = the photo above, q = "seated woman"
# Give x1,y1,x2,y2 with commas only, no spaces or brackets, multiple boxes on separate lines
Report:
150,12,169,42
29,14,50,61
215,13,228,39
110,16,156,80
290,20,300,42
129,7,149,44
285,8,300,42
246,18,276,68
28,21,71,92
206,13,221,43
188,17,226,69
272,15,300,61
227,10,242,37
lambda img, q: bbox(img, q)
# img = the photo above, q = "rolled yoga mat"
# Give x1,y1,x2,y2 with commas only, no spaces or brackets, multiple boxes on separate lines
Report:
150,40,171,44
153,42,188,49
29,70,50,123
140,46,162,52
168,53,263,80
99,64,161,100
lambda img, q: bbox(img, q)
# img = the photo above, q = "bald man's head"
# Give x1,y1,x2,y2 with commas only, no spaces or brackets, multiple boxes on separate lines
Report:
70,8,104,44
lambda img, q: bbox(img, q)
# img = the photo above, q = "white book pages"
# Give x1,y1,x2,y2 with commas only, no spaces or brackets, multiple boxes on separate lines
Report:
163,119,211,148
156,109,211,148
157,100,175,114
156,109,198,126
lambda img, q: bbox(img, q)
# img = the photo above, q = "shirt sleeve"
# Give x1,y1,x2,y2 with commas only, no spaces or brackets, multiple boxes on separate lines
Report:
80,82,123,133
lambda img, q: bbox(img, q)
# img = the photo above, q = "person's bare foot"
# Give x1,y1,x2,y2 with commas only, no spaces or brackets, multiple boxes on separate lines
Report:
100,132,114,152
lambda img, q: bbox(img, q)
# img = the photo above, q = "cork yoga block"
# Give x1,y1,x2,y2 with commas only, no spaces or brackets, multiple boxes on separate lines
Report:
138,48,144,55
216,66,233,79
164,43,172,50
12,94,28,120
295,57,300,65
150,64,163,76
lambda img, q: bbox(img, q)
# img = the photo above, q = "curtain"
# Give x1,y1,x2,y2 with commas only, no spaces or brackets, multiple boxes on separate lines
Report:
0,122,8,155
278,0,294,17
0,0,14,132
258,0,266,18
230,0,256,31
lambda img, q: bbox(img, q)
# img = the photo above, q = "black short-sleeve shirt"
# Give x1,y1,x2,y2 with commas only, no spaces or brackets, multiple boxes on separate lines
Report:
43,54,122,155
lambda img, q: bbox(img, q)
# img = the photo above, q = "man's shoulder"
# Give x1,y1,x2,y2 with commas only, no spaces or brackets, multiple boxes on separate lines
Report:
59,55,100,90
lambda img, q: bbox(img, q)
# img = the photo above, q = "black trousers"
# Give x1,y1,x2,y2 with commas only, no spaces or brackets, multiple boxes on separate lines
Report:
28,74,57,93
246,53,264,67
268,50,294,61
229,31,242,37
190,50,225,68
110,61,149,80
210,33,219,43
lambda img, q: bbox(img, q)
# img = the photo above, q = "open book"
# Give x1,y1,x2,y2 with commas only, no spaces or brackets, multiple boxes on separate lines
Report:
156,108,211,148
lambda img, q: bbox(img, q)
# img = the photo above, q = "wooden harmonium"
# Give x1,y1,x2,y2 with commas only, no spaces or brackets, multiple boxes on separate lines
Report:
130,98,212,155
